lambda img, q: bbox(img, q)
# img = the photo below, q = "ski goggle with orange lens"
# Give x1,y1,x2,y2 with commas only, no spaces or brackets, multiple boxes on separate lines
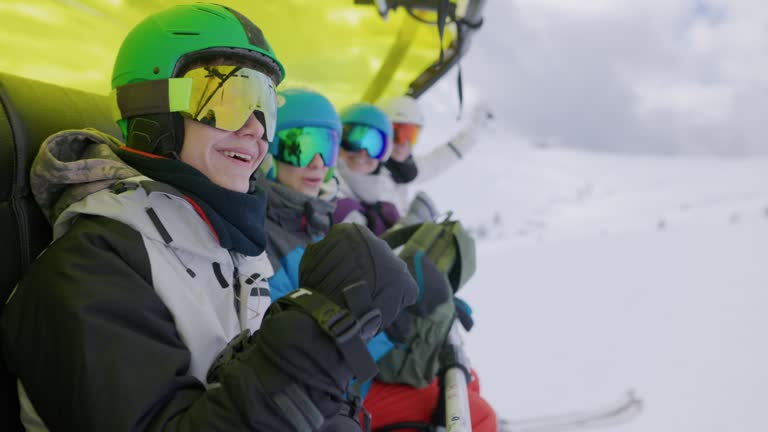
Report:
180,65,278,141
271,127,340,168
392,122,421,147
341,124,389,160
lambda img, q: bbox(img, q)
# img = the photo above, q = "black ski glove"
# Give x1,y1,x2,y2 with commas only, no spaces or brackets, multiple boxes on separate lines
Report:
206,311,359,430
386,251,454,342
299,223,418,332
453,296,474,331
205,224,417,431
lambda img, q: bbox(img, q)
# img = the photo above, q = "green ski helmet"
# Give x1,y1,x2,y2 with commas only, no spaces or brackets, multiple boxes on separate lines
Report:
111,3,285,157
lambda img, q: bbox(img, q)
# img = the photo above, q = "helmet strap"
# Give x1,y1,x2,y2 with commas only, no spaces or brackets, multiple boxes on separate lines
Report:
126,113,185,159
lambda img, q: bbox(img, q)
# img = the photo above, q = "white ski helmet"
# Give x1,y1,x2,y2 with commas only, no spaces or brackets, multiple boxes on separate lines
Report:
379,95,424,127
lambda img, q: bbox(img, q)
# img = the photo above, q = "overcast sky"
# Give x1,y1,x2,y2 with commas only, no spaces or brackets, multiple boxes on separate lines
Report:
421,0,768,156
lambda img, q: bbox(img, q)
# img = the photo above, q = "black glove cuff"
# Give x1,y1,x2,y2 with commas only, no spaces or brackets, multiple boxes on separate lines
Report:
206,329,251,384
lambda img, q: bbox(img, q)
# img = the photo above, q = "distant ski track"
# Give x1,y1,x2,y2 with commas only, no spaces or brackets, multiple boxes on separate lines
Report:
498,391,643,432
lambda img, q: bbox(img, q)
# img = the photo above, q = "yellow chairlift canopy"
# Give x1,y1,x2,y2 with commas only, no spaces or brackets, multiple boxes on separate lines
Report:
0,0,467,108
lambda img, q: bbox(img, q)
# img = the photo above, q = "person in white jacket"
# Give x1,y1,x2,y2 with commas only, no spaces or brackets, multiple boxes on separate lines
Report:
378,95,494,219
332,102,404,235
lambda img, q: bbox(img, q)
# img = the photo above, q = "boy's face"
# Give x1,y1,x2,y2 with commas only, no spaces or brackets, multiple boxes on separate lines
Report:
275,154,329,197
180,114,268,192
342,149,379,175
390,141,412,162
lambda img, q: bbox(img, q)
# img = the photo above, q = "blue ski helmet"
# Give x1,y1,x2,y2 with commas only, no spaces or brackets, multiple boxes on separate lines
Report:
274,88,342,134
339,103,393,161
268,88,342,182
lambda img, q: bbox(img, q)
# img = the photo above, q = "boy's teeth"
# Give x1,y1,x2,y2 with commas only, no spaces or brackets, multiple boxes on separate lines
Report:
222,150,252,161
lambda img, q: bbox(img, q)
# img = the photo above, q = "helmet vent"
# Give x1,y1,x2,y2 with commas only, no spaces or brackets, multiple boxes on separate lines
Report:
172,32,201,36
193,6,229,19
221,6,268,50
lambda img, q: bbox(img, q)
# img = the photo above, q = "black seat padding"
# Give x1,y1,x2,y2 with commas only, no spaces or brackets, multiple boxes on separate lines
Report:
0,72,120,430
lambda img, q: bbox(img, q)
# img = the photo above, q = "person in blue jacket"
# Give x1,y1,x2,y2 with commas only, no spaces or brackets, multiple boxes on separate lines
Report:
262,87,341,301
262,88,396,368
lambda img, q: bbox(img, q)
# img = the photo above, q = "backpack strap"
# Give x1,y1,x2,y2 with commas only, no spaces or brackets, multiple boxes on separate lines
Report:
380,223,421,249
447,221,476,292
274,286,380,382
382,220,476,293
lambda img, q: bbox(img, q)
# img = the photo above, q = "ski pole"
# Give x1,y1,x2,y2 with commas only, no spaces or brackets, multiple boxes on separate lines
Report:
436,321,472,432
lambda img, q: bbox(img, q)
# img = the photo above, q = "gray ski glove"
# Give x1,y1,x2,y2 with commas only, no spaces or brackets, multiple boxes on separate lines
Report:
398,191,439,227
450,103,494,156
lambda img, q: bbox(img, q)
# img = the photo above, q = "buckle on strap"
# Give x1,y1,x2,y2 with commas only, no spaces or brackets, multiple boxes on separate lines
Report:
342,385,372,432
323,308,362,345
277,287,379,381
110,181,139,195
343,281,383,341
206,329,252,384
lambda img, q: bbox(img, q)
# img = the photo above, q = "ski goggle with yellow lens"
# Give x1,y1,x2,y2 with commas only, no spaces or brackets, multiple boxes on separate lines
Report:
112,65,278,141
181,65,277,141
270,127,340,168
392,122,421,147
341,124,389,160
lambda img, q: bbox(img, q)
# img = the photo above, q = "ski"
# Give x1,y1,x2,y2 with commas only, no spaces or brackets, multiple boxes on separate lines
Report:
498,390,643,432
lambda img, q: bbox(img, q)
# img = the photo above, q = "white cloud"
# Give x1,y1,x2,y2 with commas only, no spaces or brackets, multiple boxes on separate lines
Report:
515,0,675,20
422,0,768,155
632,81,733,125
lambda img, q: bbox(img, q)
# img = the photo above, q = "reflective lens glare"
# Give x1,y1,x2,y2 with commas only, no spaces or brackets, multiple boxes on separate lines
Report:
273,127,340,168
392,122,421,147
341,124,388,160
181,65,277,141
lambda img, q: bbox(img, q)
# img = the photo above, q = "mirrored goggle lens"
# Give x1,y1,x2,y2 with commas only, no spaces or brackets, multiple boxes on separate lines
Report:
341,124,388,160
393,122,421,146
181,65,277,141
273,127,340,168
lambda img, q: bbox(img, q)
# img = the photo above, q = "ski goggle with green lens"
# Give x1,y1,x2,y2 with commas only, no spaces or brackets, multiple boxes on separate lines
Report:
271,127,340,167
112,65,278,140
341,124,389,160
181,65,278,141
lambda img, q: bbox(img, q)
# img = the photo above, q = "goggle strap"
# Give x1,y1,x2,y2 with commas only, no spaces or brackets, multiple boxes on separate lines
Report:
112,77,193,122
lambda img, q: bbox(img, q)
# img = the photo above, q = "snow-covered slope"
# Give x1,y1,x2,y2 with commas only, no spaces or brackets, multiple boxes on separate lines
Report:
417,135,768,431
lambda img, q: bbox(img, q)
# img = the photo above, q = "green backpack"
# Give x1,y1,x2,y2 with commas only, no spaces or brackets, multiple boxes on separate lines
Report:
376,218,476,388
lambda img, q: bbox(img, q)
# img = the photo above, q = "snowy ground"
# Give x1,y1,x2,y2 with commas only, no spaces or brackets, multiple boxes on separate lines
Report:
418,132,768,431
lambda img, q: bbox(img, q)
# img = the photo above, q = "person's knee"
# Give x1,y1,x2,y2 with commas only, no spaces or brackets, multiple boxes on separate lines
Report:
469,392,498,432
